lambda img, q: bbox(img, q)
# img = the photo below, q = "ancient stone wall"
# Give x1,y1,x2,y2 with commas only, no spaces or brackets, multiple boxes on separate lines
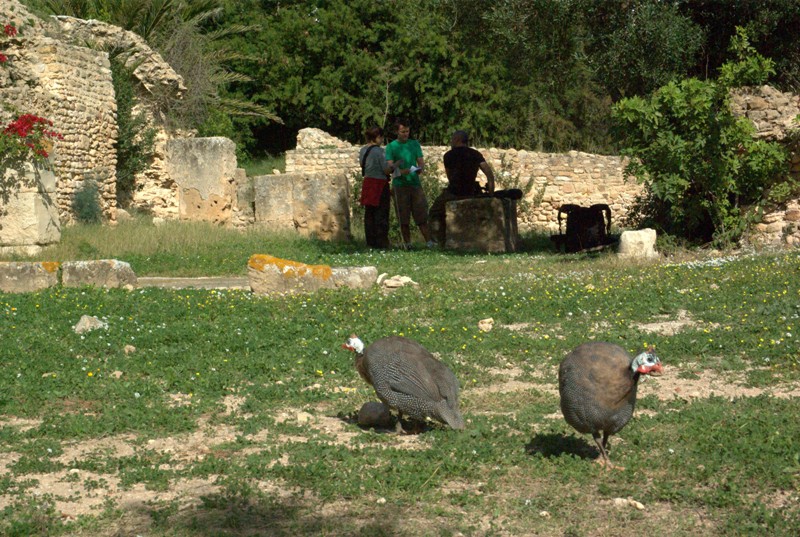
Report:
286,130,637,233
36,39,118,221
1,1,118,223
732,85,800,247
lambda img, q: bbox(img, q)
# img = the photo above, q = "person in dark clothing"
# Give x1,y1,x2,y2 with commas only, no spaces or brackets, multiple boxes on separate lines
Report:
359,126,396,248
429,130,496,244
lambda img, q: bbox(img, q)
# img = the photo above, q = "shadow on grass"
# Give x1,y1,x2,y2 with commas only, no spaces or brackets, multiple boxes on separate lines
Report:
134,493,407,537
525,432,599,461
336,410,434,435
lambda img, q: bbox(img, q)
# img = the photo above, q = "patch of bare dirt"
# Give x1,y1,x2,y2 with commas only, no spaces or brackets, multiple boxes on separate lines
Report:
648,368,800,401
0,416,42,432
1,356,796,536
466,361,800,403
635,309,718,336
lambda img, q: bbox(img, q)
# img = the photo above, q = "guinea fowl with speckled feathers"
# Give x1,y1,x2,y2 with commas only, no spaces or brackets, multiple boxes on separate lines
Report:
342,335,465,431
558,342,663,469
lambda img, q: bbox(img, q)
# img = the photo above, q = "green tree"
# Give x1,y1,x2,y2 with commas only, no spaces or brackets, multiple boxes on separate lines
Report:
473,0,615,152
683,0,800,92
612,28,789,245
582,0,704,99
216,0,510,154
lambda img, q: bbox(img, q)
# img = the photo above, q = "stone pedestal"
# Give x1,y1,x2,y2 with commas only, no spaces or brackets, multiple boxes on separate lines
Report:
445,197,519,253
618,228,659,260
0,164,61,255
166,137,237,225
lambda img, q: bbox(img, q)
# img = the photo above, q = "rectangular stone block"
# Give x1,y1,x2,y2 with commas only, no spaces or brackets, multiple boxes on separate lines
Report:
253,173,351,241
248,254,375,295
61,259,137,289
0,167,61,249
446,197,519,253
0,262,60,293
167,137,237,224
291,173,351,241
253,174,296,232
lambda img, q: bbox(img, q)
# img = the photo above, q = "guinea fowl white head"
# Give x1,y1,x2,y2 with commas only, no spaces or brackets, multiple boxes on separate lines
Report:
341,335,365,354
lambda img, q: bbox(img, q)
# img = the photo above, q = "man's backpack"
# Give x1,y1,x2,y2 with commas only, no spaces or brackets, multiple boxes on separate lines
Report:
553,203,611,253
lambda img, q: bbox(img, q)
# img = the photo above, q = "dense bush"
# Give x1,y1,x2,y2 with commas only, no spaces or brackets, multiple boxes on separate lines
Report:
612,29,790,246
72,177,102,223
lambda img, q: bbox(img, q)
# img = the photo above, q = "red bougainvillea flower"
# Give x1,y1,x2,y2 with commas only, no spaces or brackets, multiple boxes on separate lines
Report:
2,114,63,162
4,23,17,37
3,114,53,138
0,53,7,63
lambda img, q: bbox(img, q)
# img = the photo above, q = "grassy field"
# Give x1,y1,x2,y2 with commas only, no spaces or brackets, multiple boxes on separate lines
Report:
1,222,798,536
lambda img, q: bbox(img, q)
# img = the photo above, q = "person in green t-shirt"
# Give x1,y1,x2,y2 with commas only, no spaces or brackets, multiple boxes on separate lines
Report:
385,119,435,249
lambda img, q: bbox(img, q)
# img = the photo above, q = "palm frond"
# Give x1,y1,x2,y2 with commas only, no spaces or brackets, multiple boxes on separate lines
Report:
38,0,95,18
209,71,252,85
203,24,262,42
136,0,179,41
215,97,282,122
203,48,257,64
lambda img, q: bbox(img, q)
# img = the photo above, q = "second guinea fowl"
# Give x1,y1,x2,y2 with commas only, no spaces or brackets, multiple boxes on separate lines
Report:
558,342,663,468
342,335,465,431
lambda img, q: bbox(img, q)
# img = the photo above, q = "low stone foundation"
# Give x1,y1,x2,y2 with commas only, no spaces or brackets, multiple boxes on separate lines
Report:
0,261,60,293
62,259,137,289
0,259,136,293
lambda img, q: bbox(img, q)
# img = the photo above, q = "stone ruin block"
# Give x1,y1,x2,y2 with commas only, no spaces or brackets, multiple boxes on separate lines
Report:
253,175,296,232
0,166,61,255
445,197,519,253
248,254,376,295
618,228,659,260
291,173,351,241
166,137,237,225
253,173,351,241
61,259,138,289
0,261,60,293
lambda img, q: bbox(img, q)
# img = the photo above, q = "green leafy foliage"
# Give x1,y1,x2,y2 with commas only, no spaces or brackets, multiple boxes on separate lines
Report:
71,177,102,223
612,28,789,245
23,0,800,158
583,0,704,100
110,56,156,208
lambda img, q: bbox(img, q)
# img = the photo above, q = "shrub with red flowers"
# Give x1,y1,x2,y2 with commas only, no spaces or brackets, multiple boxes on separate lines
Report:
1,114,63,202
1,22,18,66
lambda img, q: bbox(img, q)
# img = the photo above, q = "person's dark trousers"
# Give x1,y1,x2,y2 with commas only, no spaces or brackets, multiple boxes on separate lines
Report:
364,184,391,248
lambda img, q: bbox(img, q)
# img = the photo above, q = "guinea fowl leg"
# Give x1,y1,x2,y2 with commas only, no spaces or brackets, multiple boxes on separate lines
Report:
593,431,624,470
394,412,426,434
592,432,610,465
